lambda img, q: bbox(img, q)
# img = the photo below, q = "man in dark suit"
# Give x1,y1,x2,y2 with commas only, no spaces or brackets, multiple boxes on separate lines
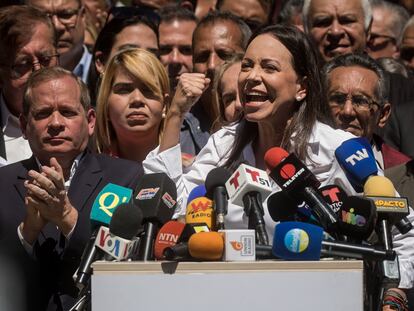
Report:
0,66,143,310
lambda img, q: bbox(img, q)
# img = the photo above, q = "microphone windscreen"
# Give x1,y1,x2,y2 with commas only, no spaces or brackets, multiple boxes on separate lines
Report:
90,183,133,227
272,222,323,260
188,232,224,260
363,176,395,197
187,185,207,204
154,221,186,259
205,167,231,198
133,173,177,224
264,147,289,170
109,202,143,239
185,197,215,229
334,137,377,190
267,191,298,222
338,196,377,240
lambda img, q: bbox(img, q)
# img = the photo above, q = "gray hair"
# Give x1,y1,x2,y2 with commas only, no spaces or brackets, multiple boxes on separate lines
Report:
302,0,372,33
401,16,414,46
322,53,389,106
370,0,409,45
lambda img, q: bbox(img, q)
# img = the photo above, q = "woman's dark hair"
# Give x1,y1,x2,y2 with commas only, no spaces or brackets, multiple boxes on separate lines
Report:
87,15,158,105
224,24,333,171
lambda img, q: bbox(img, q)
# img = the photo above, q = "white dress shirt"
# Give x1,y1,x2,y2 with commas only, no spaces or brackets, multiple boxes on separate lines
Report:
144,120,414,288
1,95,32,164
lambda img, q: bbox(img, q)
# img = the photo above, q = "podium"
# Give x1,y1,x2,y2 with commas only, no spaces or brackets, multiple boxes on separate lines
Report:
91,260,363,310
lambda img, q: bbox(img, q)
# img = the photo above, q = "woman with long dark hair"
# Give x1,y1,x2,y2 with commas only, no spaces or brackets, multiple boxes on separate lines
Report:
144,24,355,234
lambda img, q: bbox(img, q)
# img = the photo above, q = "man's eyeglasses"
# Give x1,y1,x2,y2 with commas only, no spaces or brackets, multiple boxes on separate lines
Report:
328,93,380,111
45,7,83,26
10,54,59,79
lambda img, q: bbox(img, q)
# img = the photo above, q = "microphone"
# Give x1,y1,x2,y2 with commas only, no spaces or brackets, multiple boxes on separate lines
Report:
267,191,297,222
267,191,320,225
319,184,348,214
334,137,377,192
162,222,211,260
264,147,338,233
364,176,412,235
185,196,215,230
187,185,207,204
95,202,143,260
225,164,272,245
205,167,231,230
76,183,133,290
336,196,377,242
133,173,177,261
272,222,395,261
163,231,223,261
153,221,186,260
188,232,224,260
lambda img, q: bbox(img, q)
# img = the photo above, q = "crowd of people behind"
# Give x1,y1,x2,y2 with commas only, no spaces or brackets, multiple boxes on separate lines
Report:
0,0,414,310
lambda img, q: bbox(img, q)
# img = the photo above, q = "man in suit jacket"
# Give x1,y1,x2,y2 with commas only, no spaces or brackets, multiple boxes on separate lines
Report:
0,66,143,310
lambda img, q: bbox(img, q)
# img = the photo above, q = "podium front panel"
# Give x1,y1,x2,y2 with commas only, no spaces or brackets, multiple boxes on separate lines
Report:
92,260,363,311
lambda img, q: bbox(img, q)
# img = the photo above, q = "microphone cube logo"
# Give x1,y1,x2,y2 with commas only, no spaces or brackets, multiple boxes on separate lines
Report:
225,164,272,206
220,229,255,261
284,229,309,253
136,187,160,200
162,192,176,209
95,227,134,260
91,183,133,224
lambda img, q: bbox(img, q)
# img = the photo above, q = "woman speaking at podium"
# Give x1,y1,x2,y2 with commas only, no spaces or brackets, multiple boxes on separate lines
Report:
143,24,414,292
143,24,355,233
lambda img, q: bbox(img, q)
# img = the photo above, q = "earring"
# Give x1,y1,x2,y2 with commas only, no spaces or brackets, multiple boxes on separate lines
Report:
162,112,166,118
296,96,303,101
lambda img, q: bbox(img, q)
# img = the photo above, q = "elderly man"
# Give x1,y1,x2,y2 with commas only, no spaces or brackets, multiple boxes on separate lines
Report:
0,67,142,310
302,0,372,63
180,11,251,157
323,53,410,170
323,53,413,309
0,5,58,164
367,0,409,60
26,0,92,83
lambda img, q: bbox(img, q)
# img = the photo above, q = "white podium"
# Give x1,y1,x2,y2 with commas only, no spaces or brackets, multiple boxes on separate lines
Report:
91,260,363,311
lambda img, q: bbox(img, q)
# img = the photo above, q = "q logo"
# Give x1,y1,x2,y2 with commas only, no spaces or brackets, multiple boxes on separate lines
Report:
284,229,309,253
279,164,296,179
91,184,133,223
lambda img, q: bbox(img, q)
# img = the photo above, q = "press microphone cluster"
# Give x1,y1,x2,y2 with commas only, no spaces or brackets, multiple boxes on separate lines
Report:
76,183,134,290
264,147,339,235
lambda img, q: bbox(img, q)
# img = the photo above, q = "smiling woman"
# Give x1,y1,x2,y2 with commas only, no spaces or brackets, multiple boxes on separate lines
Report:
94,48,170,162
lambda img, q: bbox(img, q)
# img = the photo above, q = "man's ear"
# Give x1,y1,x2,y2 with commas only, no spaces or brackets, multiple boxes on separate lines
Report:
94,51,105,75
19,114,28,140
378,102,391,128
86,108,96,136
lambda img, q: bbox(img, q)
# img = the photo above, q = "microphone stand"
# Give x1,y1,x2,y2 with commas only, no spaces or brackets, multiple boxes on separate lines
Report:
373,219,400,311
69,283,91,311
